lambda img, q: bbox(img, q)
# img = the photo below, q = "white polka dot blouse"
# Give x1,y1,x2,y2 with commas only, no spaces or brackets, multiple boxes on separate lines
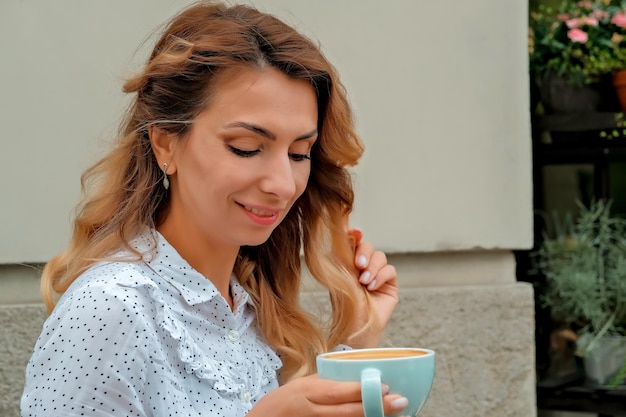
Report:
21,230,282,416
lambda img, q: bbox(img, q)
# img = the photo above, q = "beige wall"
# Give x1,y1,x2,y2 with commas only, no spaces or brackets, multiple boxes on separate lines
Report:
0,0,532,264
1,0,191,263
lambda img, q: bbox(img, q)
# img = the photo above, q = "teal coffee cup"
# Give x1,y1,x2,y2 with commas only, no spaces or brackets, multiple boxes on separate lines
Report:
316,347,435,417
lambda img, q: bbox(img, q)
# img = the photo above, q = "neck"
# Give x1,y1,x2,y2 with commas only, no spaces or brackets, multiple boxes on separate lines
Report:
157,220,238,306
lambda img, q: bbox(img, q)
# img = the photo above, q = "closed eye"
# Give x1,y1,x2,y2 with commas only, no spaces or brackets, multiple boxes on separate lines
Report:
289,153,311,162
228,145,260,158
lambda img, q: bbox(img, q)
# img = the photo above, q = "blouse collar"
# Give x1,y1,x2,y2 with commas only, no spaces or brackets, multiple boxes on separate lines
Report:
131,229,252,309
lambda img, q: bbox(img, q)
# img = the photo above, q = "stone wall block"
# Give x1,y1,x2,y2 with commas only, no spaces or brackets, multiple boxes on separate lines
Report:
0,304,48,417
303,282,536,417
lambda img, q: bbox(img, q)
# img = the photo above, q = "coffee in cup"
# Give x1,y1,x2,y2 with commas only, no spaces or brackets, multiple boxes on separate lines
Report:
324,349,427,360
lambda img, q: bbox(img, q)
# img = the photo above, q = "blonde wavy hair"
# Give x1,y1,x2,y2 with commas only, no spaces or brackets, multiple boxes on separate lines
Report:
41,1,373,382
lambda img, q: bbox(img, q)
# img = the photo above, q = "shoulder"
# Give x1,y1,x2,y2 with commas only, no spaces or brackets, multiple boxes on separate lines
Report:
51,261,161,324
64,261,155,299
35,261,166,362
74,261,152,287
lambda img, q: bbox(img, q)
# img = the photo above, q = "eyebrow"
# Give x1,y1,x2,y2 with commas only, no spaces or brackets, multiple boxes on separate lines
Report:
224,121,318,141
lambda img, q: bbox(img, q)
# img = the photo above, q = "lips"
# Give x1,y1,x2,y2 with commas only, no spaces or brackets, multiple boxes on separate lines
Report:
242,205,278,217
238,202,282,226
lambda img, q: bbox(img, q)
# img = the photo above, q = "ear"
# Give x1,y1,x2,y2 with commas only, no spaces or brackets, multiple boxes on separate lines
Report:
148,126,177,174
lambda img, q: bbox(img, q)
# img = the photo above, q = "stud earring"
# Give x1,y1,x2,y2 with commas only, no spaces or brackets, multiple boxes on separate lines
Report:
162,163,169,190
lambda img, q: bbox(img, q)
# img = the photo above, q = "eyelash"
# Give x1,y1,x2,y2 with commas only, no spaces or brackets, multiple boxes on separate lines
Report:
290,153,311,162
227,146,311,161
228,146,259,158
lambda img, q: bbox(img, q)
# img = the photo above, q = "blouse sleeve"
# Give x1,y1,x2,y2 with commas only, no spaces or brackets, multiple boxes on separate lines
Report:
21,270,162,417
332,344,353,352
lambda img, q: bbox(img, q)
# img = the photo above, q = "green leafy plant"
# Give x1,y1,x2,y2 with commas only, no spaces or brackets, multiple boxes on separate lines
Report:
533,200,626,385
599,111,626,138
530,0,626,86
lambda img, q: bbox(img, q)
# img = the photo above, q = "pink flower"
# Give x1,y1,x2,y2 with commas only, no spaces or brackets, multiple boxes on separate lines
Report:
557,13,571,21
568,28,589,43
591,10,609,21
577,1,593,9
611,12,626,29
567,17,598,29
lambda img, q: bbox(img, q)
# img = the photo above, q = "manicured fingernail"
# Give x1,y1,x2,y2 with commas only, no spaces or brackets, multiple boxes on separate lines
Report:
367,279,377,291
359,271,371,284
391,397,409,411
381,384,390,395
356,255,368,268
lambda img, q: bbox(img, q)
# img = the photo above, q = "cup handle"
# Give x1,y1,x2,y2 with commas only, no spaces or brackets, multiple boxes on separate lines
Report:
360,368,384,417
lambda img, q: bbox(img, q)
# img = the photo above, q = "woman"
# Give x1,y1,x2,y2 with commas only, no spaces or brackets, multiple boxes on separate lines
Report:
21,2,404,416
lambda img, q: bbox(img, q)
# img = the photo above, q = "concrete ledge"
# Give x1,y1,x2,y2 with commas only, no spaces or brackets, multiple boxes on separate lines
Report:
0,304,48,417
1,283,536,417
304,282,537,417
405,283,536,417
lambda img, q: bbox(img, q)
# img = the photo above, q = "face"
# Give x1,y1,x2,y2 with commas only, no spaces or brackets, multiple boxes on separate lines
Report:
160,67,318,251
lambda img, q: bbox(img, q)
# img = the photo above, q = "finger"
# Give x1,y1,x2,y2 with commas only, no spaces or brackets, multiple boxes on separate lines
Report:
347,228,363,252
347,228,363,244
366,264,397,292
365,250,388,275
313,385,396,417
317,402,365,417
383,394,410,415
358,249,386,286
307,378,363,405
315,395,408,417
317,394,408,417
354,240,374,270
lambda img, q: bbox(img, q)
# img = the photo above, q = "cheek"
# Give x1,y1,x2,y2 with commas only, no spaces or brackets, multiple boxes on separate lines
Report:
293,166,311,198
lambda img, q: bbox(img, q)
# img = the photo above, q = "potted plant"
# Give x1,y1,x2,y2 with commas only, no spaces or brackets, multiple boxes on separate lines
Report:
533,199,626,387
529,0,626,113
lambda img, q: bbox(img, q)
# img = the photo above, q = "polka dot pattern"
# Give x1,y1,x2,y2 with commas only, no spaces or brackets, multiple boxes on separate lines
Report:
21,230,282,416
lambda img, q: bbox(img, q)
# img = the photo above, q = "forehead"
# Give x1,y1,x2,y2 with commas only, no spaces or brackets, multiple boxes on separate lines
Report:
212,66,313,100
197,66,318,129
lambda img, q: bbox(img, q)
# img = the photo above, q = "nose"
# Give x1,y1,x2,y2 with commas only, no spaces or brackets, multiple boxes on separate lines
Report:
259,153,297,199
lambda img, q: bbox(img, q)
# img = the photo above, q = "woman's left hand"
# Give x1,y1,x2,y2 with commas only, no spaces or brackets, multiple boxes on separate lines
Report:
347,228,399,348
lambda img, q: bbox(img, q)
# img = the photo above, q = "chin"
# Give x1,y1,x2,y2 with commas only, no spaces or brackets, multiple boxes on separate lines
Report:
241,234,273,248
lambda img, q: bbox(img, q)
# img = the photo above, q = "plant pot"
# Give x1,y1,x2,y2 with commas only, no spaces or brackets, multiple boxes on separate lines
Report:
612,69,626,111
537,73,620,114
582,335,626,388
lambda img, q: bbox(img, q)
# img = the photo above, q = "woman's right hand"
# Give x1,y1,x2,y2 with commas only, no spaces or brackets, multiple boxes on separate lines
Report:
247,374,409,417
